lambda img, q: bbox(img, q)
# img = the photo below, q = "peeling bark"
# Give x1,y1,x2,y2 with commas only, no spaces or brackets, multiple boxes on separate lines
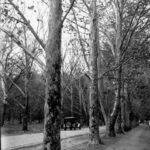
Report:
108,66,122,137
88,0,102,145
108,0,124,137
43,1,62,150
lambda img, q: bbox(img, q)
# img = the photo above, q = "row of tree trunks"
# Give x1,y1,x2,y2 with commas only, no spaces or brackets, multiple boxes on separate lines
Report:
43,0,134,149
43,0,62,150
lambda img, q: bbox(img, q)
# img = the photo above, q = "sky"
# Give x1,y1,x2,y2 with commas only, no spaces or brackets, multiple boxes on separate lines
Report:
0,0,90,74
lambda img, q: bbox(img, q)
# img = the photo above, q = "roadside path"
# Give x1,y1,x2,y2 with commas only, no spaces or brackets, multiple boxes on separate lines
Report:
103,124,150,150
68,124,150,150
1,126,105,150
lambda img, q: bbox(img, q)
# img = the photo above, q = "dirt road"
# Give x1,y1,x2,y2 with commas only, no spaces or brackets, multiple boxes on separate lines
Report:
1,127,105,150
2,125,150,150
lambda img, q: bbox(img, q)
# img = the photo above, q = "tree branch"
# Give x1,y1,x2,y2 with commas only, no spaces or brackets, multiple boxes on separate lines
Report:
8,0,45,49
0,27,45,72
82,0,90,13
1,71,26,97
62,0,76,24
72,8,90,70
12,98,25,110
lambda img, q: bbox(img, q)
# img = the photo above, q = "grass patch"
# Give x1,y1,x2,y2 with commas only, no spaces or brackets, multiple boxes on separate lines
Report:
1,122,44,136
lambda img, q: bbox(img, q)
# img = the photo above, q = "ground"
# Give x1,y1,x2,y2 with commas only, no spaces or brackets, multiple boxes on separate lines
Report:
1,124,150,150
72,124,150,150
102,125,150,150
1,124,105,150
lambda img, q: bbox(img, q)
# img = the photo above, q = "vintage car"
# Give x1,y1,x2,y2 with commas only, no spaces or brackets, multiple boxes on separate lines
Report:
63,117,81,130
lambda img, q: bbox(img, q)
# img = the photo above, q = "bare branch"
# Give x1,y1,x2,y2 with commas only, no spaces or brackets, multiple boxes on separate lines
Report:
72,8,90,70
0,27,45,72
1,13,27,25
7,0,45,49
121,1,141,50
62,0,76,24
82,0,90,13
66,18,89,31
99,28,115,57
3,71,25,97
12,98,25,109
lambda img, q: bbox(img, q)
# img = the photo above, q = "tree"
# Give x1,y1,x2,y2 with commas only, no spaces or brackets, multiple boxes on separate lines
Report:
88,0,102,145
43,0,62,150
106,0,150,136
22,26,30,131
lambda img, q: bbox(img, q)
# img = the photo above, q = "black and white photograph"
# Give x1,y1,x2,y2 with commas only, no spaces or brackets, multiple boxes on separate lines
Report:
0,0,150,150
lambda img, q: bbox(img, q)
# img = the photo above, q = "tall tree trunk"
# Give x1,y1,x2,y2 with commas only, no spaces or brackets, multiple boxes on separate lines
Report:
108,65,122,137
22,26,29,131
2,103,7,126
121,81,125,131
22,96,29,130
0,74,7,126
79,78,82,124
116,75,124,134
108,0,124,137
7,109,11,123
98,76,109,136
116,107,124,134
88,0,102,145
71,85,73,116
43,0,62,150
0,122,1,150
19,112,22,124
121,97,126,131
61,92,64,126
97,24,109,136
124,83,132,131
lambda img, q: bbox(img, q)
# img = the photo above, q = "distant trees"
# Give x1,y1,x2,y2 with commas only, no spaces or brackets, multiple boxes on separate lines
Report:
0,0,45,129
